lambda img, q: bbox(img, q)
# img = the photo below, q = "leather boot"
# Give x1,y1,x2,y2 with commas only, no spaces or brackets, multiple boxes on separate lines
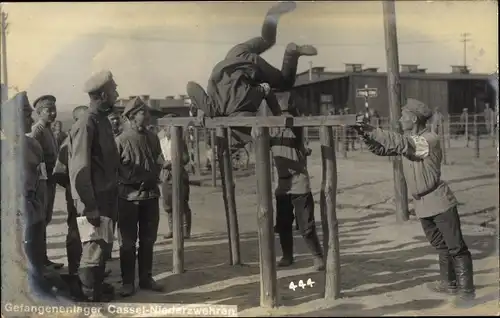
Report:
277,230,294,267
138,245,164,292
183,209,192,239
119,247,136,297
286,42,318,57
163,213,173,239
454,253,476,301
303,228,325,271
66,241,82,276
426,254,458,295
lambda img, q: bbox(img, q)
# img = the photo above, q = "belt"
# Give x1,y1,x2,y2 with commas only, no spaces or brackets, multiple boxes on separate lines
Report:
413,181,441,200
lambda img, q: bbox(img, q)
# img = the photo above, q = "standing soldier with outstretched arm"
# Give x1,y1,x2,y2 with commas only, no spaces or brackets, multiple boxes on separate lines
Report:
353,98,476,303
115,97,166,297
29,95,64,270
68,70,120,302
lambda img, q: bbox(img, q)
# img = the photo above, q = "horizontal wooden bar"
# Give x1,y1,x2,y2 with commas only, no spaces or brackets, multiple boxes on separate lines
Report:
157,115,357,128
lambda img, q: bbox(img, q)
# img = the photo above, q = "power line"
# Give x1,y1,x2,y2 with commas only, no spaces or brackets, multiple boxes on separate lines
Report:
88,31,456,47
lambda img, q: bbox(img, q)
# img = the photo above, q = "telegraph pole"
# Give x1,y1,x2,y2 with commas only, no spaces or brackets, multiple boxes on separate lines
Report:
460,32,471,70
1,5,9,102
382,0,410,222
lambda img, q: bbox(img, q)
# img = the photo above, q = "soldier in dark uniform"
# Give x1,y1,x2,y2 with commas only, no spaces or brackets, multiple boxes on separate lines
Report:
271,92,324,271
115,97,165,297
52,105,89,300
53,106,88,276
158,114,192,240
354,98,476,303
29,94,64,270
108,110,123,137
52,120,67,148
187,1,317,149
68,70,120,302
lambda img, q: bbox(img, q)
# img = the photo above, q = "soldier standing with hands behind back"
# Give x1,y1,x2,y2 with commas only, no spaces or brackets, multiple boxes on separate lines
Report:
68,70,120,302
30,94,64,271
115,97,166,297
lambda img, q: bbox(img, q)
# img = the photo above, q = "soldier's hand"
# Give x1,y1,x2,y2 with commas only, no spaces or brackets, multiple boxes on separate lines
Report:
86,216,101,227
163,160,172,170
259,83,271,96
305,148,312,156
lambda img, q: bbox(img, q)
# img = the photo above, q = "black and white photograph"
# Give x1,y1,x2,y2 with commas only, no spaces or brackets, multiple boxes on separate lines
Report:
1,1,498,317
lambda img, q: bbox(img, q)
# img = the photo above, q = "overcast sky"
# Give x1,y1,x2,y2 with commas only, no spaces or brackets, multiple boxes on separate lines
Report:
3,1,498,110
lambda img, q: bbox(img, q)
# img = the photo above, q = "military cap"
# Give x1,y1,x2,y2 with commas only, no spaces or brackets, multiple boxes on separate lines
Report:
122,96,148,118
33,94,56,109
402,98,433,121
83,70,114,94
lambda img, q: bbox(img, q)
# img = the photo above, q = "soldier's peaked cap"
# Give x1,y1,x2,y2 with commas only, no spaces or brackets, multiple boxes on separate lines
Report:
402,98,433,120
122,96,147,118
33,95,56,109
83,70,115,93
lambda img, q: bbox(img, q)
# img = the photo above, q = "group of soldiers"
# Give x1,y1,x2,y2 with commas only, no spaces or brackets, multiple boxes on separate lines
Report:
4,70,194,303
3,0,477,307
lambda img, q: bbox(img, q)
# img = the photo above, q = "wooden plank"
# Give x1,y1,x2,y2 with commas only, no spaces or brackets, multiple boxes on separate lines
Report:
320,126,341,300
171,126,185,274
158,115,357,128
211,129,217,187
216,127,241,266
382,0,410,222
254,126,278,308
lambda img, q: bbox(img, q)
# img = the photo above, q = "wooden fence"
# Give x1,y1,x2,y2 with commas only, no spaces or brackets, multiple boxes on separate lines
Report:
157,114,356,308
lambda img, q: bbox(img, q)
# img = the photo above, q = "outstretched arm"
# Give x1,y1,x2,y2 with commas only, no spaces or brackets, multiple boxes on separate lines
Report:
358,126,430,160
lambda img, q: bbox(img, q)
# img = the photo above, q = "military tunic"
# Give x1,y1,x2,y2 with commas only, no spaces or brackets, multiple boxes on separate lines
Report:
362,128,458,219
115,127,163,285
68,105,119,276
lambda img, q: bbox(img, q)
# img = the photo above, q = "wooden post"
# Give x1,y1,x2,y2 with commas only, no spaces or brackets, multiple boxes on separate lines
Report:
446,114,451,149
342,125,347,159
382,0,410,222
194,128,201,177
171,126,185,274
320,126,341,300
211,129,217,187
254,126,278,308
335,127,340,152
216,127,241,266
474,114,480,158
439,116,448,165
465,109,469,147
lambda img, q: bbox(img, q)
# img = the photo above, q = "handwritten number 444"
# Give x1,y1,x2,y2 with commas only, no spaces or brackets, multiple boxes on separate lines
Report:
289,279,315,291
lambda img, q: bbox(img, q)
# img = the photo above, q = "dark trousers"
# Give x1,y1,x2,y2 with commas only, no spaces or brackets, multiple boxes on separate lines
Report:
65,187,82,275
118,198,160,285
42,178,57,263
420,206,470,258
25,220,46,276
275,192,323,258
162,177,192,234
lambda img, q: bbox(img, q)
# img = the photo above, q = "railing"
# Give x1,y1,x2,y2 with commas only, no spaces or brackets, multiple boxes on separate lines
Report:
157,115,357,308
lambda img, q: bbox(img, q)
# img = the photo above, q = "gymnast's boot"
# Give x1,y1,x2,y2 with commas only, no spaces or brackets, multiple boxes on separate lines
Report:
453,253,476,304
426,253,458,295
286,42,318,57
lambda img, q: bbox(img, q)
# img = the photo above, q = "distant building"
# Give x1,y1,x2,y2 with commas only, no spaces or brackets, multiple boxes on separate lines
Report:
291,64,494,117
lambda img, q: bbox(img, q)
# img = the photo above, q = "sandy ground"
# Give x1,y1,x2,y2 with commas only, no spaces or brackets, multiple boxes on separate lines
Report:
45,141,499,316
